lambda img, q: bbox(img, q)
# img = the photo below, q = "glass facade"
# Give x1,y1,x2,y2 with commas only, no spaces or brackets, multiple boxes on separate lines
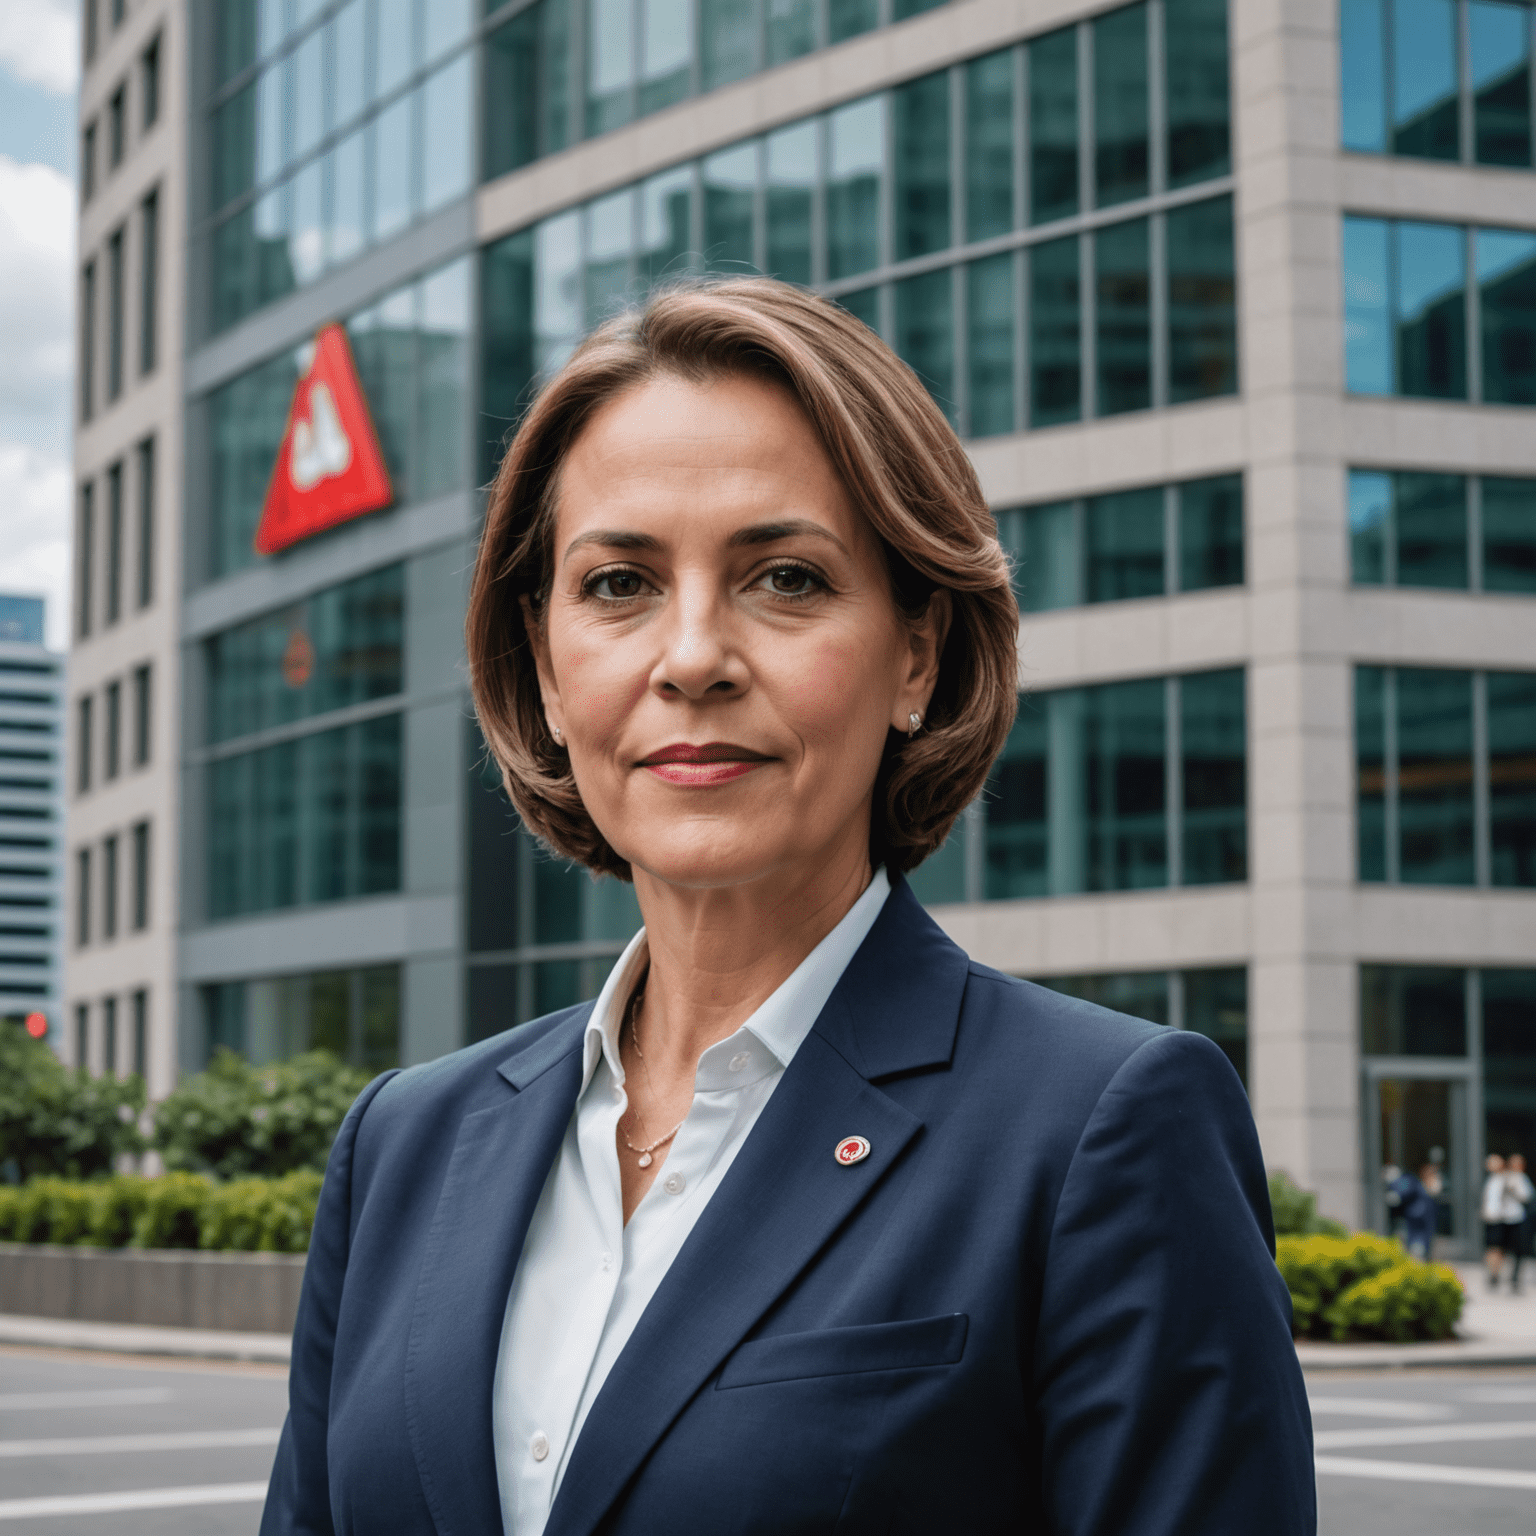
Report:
908,669,1246,906
481,3,1235,470
1344,214,1536,404
205,0,475,333
1034,965,1249,1087
205,256,470,580
201,963,401,1070
1356,665,1536,886
1350,468,1536,590
1342,0,1536,167
996,473,1243,613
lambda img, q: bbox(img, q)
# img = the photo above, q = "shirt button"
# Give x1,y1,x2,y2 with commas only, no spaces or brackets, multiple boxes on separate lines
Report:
663,1172,686,1196
530,1431,549,1462
728,1052,750,1072
601,1250,613,1271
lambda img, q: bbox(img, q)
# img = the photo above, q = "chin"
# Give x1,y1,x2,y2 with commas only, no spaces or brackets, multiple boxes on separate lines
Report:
620,823,798,892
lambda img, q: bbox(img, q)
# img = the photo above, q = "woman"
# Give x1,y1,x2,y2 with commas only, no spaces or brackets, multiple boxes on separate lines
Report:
262,279,1314,1535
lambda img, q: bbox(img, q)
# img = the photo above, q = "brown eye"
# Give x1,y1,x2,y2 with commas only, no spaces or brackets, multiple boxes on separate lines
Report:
768,566,815,595
595,570,644,598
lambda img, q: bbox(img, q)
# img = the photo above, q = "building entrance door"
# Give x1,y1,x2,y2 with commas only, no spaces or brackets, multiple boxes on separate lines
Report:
1362,1066,1476,1258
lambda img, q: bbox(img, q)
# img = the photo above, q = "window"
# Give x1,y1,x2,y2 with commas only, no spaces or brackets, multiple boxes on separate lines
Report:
1342,0,1534,167
76,482,95,638
105,461,123,624
102,835,118,940
1356,665,1536,886
131,820,150,930
112,0,125,27
131,989,147,1077
76,695,93,795
136,437,155,607
199,965,401,1071
141,35,160,128
140,190,158,375
80,262,96,421
996,474,1243,613
109,84,126,169
1345,214,1536,405
81,121,97,201
76,847,91,947
106,228,125,403
1034,966,1249,1087
84,0,99,65
132,665,151,767
104,681,121,781
75,1003,89,1071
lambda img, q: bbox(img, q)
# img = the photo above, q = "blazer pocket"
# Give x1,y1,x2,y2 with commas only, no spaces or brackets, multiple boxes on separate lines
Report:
716,1314,968,1390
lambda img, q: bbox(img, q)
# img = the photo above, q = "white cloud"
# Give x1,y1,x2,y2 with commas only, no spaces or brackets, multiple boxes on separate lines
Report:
0,443,71,650
0,2,79,97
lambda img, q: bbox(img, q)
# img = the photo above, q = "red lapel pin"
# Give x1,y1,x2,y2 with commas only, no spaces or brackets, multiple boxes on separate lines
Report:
834,1135,871,1166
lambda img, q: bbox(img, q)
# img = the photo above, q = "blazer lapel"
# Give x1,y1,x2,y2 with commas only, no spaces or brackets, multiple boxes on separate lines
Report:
545,881,971,1536
403,1010,590,1536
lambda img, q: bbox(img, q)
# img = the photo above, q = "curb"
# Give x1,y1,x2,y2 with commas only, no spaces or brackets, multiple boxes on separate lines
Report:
0,1312,291,1364
1298,1336,1536,1371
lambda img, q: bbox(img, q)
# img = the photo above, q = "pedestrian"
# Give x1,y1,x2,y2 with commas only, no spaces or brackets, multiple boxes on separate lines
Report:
1390,1162,1440,1260
1483,1153,1514,1289
1504,1153,1534,1294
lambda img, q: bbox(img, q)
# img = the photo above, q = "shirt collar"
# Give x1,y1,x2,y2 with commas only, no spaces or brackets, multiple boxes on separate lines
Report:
580,866,892,1094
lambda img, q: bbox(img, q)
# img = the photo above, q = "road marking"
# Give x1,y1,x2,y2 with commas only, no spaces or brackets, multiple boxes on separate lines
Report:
1307,1396,1452,1420
1315,1456,1536,1491
0,1389,174,1412
1315,1419,1536,1451
0,1482,269,1521
0,1428,281,1457
1459,1386,1536,1404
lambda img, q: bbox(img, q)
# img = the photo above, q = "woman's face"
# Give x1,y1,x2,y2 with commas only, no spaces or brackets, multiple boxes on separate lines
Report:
528,371,946,894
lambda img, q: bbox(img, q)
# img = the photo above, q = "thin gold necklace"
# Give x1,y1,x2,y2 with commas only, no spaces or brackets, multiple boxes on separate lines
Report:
620,986,686,1168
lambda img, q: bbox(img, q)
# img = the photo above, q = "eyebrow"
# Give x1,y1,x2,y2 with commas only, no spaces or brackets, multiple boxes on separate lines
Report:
561,519,847,565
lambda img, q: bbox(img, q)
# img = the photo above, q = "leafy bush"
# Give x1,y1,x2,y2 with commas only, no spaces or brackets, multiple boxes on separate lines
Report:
1276,1233,1463,1342
82,1176,154,1248
131,1172,213,1250
0,1018,144,1181
1268,1171,1348,1238
152,1050,370,1181
1324,1261,1463,1343
199,1170,323,1254
4,1177,96,1244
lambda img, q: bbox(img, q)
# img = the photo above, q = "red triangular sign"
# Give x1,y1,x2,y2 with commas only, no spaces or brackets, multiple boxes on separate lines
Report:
254,323,394,556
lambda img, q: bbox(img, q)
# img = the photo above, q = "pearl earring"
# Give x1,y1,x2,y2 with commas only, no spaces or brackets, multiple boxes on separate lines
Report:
552,724,562,743
907,712,923,738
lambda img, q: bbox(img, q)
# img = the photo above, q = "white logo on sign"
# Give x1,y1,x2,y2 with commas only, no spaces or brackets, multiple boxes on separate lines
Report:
289,382,353,490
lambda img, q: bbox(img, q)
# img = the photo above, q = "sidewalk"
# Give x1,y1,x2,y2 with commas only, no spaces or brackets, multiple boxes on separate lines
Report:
0,1311,290,1364
1297,1262,1536,1371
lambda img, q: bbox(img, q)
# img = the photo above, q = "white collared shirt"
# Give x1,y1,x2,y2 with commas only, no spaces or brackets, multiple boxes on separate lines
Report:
491,867,891,1536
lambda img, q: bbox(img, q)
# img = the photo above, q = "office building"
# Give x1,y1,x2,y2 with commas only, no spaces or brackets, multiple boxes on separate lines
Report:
69,0,1536,1243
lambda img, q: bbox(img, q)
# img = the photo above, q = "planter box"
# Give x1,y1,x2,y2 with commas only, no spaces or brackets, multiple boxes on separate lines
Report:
0,1242,305,1334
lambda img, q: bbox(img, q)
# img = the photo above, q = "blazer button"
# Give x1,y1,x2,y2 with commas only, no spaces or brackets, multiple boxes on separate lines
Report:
531,1432,550,1462
663,1172,686,1196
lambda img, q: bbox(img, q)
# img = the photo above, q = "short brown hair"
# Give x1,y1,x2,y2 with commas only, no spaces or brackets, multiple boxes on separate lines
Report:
466,277,1018,879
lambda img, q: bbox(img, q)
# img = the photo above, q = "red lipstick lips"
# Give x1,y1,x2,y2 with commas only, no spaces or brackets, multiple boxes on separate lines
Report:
638,742,772,786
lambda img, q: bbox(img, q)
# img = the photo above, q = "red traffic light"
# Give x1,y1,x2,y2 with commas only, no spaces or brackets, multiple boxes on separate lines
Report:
24,1012,47,1039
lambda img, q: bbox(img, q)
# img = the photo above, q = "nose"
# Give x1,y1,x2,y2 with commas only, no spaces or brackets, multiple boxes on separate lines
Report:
649,581,748,702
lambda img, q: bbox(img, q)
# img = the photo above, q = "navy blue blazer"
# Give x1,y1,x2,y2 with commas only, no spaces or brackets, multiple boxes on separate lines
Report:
262,879,1314,1535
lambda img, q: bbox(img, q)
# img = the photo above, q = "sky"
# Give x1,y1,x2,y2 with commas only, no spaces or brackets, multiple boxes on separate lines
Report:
0,0,79,652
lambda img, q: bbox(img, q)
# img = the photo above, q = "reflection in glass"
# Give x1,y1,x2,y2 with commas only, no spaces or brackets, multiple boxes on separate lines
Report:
639,0,691,114
996,501,1078,613
208,347,302,578
484,0,572,177
1489,671,1536,887
1178,474,1243,591
893,71,950,261
1350,470,1391,585
1165,0,1230,187
766,0,816,65
1167,195,1237,403
1395,472,1467,588
422,53,473,212
827,96,884,279
1471,0,1532,166
1396,220,1466,398
1361,965,1467,1055
907,820,968,905
1482,967,1536,1162
1029,26,1078,225
289,158,325,284
1095,217,1151,415
212,83,257,211
1082,678,1167,891
1094,3,1148,207
536,210,584,377
966,50,1013,242
293,27,326,157
985,703,1047,898
1356,665,1388,881
894,268,955,425
371,92,414,242
766,123,815,285
966,253,1015,438
703,143,757,273
255,186,294,307
585,188,635,325
420,258,471,498
332,0,367,127
258,65,285,182
1029,235,1081,427
1182,668,1247,885
424,0,473,61
1482,477,1536,593
639,165,693,283
1184,968,1249,1087
350,285,418,498
1341,0,1388,151
1478,228,1536,405
702,0,757,90
376,0,415,97
329,129,366,267
588,0,635,135
828,0,878,45
1344,216,1393,394
838,287,879,331
1392,0,1460,159
1039,970,1170,1025
1086,487,1163,602
1397,667,1475,884
480,229,535,479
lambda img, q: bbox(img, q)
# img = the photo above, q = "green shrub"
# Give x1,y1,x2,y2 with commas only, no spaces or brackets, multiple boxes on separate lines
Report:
81,1176,154,1248
8,1177,96,1245
131,1172,213,1250
0,1018,144,1180
200,1170,323,1254
1324,1261,1463,1343
0,1185,20,1240
152,1050,370,1180
1268,1171,1348,1238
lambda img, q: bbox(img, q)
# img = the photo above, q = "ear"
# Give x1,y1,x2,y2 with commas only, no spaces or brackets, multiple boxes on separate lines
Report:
890,589,952,734
520,594,565,740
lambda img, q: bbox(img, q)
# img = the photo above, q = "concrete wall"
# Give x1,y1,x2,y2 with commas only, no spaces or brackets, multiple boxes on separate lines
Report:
0,1243,304,1334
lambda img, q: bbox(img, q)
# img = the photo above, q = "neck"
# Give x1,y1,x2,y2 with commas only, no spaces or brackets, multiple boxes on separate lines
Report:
628,825,875,1077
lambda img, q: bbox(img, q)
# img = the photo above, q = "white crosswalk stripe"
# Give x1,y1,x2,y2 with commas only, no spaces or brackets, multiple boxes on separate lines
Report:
1314,1419,1536,1450
0,1427,281,1458
0,1482,271,1521
1315,1455,1536,1491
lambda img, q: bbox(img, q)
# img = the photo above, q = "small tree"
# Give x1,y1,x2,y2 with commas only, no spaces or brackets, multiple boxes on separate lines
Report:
152,1050,372,1180
0,1018,144,1182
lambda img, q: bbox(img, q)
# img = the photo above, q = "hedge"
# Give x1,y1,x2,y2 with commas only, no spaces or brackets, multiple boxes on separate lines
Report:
1276,1232,1463,1343
0,1170,323,1254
